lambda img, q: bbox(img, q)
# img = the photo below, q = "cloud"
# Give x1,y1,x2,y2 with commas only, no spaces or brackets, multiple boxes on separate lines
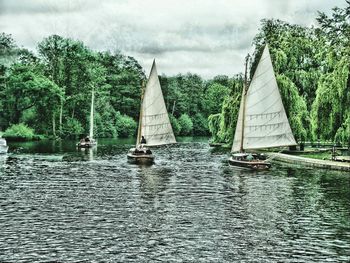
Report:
0,0,347,78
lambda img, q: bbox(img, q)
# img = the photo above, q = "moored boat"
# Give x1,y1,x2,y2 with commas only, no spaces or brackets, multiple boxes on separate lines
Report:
77,88,97,148
77,137,97,148
229,153,271,169
229,44,297,170
0,138,8,154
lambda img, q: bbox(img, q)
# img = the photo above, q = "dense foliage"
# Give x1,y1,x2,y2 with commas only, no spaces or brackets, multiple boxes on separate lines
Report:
209,2,350,146
0,34,229,139
0,2,348,144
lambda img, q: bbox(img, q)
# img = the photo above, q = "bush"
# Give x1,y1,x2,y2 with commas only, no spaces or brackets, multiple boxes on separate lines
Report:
169,114,181,136
178,114,193,136
192,113,209,135
115,112,137,137
3,123,35,141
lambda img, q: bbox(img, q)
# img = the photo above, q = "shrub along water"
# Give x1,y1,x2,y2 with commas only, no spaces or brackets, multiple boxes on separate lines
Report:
3,123,36,141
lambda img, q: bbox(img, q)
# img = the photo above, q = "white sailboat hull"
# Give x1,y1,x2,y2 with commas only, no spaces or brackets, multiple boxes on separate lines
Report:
0,145,8,154
127,148,154,164
229,153,271,170
77,140,97,148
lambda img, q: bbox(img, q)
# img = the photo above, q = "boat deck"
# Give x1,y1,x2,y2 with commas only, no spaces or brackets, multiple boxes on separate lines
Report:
269,153,350,172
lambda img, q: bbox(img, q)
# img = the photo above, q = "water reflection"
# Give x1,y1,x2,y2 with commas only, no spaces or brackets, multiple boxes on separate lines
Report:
78,147,97,162
138,166,172,200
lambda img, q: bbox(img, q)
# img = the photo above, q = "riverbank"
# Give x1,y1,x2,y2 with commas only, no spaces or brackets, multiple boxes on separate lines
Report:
269,152,350,172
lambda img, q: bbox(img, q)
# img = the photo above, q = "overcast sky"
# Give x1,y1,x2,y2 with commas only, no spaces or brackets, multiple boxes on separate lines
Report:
0,0,347,78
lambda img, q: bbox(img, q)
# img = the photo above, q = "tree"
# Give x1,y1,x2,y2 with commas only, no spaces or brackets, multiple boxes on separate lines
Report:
178,114,193,136
3,64,62,130
203,83,230,114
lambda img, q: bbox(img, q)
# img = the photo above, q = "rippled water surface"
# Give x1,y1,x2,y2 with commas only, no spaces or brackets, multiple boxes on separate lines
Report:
0,138,349,262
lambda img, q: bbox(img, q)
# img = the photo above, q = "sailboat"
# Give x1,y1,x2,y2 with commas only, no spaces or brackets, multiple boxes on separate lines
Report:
77,88,97,148
0,137,8,154
127,60,176,164
229,44,296,169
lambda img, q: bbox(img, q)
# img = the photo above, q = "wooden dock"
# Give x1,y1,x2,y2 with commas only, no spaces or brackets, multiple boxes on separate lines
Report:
268,153,350,172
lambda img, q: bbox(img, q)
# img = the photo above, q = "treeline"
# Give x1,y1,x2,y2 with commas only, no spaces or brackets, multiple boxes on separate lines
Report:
0,34,231,140
209,2,350,146
1,2,348,143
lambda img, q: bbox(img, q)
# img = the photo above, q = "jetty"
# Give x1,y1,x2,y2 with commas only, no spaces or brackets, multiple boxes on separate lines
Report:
269,153,350,171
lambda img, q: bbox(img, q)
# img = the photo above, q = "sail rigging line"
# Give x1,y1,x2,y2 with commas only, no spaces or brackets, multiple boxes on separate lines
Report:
246,83,279,110
251,97,286,116
247,75,275,96
245,117,294,139
142,92,164,112
250,65,272,82
245,113,284,136
265,147,287,162
144,123,174,144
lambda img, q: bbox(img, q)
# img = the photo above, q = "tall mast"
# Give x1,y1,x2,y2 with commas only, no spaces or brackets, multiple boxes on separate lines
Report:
240,54,250,152
89,87,95,139
136,80,145,146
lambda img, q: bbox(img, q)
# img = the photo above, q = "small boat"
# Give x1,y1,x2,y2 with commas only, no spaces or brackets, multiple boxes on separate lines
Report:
127,60,176,164
229,153,271,170
77,137,97,148
0,137,8,154
127,147,154,164
77,88,97,148
229,44,297,169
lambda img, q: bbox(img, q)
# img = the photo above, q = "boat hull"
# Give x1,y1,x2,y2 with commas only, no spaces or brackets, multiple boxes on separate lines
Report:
127,153,154,164
229,155,271,170
77,142,97,148
209,142,224,147
0,146,8,154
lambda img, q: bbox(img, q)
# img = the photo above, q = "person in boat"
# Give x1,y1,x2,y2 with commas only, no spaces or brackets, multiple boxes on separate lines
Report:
246,153,254,161
135,135,152,155
85,136,90,142
138,136,147,149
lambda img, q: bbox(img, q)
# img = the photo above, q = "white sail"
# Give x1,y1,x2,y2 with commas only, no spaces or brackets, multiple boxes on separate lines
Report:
139,60,176,146
232,45,296,152
89,89,94,139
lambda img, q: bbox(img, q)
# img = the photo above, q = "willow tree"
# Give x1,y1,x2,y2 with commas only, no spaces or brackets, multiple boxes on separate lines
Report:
207,75,243,144
311,3,350,144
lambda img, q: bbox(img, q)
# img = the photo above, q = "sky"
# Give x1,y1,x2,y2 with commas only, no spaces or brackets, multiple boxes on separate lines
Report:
0,0,347,78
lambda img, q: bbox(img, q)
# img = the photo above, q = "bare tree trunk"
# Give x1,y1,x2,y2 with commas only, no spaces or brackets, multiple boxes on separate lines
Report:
52,112,56,137
59,100,63,136
172,101,176,115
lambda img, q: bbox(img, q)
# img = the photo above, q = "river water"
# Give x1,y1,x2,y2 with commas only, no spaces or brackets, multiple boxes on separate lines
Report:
0,138,349,262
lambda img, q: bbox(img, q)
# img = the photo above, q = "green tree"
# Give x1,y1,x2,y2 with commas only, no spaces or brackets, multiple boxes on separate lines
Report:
203,83,230,114
115,112,137,137
178,114,193,136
